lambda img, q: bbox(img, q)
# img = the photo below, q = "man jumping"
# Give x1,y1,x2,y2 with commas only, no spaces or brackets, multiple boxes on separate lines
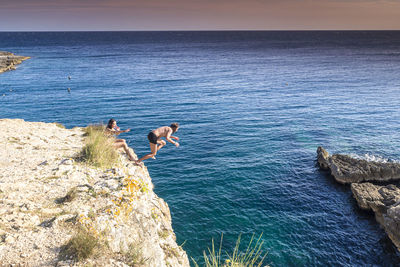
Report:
136,123,179,164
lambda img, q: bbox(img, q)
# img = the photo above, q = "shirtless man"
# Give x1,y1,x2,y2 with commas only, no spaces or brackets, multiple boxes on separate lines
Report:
136,123,179,164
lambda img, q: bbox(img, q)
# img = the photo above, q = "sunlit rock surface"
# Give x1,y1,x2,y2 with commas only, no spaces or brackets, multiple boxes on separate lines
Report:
317,146,400,184
0,51,30,74
0,119,189,266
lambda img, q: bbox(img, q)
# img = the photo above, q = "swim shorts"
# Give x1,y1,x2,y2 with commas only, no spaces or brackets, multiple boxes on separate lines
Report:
147,131,158,144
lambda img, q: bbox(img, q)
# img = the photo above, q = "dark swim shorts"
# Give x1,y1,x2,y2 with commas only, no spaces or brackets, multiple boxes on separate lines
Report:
147,131,158,144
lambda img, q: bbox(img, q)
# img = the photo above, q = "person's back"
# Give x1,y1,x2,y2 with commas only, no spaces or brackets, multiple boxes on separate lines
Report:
152,126,172,138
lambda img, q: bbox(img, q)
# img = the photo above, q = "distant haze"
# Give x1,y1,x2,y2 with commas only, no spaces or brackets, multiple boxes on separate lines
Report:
0,0,399,31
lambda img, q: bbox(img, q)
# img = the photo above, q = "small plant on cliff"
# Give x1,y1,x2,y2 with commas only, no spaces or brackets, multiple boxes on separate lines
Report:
54,122,66,129
79,125,119,168
59,227,98,262
192,233,268,267
123,242,148,266
83,124,105,136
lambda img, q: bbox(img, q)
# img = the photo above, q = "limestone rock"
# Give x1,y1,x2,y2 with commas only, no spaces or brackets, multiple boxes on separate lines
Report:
351,183,400,250
317,146,400,184
318,146,400,252
317,146,330,170
0,119,189,266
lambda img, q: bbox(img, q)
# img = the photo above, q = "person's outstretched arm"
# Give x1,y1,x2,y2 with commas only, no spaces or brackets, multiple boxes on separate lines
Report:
171,135,179,141
166,130,179,147
115,129,131,135
106,128,130,136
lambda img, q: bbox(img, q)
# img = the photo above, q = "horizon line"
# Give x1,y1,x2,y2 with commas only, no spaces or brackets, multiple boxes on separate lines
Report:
1,29,400,33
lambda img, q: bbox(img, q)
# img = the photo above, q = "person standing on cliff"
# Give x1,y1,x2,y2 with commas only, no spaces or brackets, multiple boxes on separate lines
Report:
136,123,180,165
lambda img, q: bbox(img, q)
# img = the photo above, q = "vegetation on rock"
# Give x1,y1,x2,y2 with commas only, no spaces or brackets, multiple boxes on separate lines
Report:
59,227,99,262
79,125,119,168
193,234,268,267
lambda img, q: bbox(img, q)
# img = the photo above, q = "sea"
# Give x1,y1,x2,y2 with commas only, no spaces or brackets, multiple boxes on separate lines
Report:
1,31,400,266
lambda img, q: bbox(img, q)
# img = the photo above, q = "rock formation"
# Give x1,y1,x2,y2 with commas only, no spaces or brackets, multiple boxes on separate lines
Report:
0,119,189,266
351,183,400,251
317,146,400,184
0,51,30,74
317,146,400,252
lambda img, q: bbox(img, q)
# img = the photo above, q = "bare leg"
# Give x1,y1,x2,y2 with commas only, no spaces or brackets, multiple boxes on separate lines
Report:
137,142,158,163
152,140,166,159
113,139,135,161
157,140,166,150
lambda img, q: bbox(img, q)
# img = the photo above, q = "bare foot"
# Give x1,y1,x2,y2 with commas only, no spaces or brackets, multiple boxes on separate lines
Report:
134,161,144,167
151,156,156,160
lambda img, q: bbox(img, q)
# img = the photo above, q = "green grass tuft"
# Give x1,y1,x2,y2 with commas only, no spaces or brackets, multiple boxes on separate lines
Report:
59,228,98,262
79,125,119,168
193,234,268,267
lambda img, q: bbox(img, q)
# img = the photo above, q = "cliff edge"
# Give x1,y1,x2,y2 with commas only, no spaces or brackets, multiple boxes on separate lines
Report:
0,119,189,266
0,51,30,74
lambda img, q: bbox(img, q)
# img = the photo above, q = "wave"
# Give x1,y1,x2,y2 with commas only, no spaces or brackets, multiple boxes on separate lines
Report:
349,153,400,163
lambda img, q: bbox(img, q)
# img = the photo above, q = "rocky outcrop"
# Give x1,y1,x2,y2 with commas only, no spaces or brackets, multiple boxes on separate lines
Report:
0,51,30,74
317,146,400,184
351,183,400,251
0,119,189,266
317,146,400,253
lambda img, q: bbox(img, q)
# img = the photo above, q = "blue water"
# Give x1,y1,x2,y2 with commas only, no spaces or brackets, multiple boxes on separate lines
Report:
1,31,400,266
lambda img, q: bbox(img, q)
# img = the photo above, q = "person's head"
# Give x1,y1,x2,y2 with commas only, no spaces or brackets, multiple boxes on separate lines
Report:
107,119,116,129
170,122,179,133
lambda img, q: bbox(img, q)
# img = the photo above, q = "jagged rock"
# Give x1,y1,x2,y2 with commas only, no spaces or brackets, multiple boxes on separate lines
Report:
316,146,330,170
317,146,400,184
0,51,30,74
351,183,400,251
318,146,400,252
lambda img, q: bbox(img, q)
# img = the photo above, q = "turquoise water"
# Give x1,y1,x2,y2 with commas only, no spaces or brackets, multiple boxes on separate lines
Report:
1,31,400,266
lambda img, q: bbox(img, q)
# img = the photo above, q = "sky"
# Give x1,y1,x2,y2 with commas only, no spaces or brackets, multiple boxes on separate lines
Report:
0,0,399,31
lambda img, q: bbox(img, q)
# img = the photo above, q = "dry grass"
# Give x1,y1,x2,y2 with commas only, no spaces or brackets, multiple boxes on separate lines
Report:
123,242,148,266
79,125,119,168
54,122,66,129
83,124,105,136
158,229,170,239
59,227,98,262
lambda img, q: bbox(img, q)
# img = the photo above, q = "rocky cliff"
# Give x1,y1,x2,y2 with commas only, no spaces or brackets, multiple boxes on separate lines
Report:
351,182,400,250
0,51,30,74
317,146,400,252
0,119,190,266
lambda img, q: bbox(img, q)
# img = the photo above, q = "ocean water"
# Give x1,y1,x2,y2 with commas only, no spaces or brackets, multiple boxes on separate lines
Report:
1,31,400,266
